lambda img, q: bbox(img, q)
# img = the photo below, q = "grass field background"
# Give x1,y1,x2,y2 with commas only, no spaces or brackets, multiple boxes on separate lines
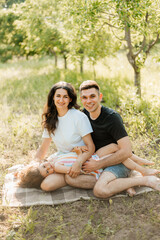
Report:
0,52,160,239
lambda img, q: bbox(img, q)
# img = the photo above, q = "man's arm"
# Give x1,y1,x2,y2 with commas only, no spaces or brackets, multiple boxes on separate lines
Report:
69,134,95,178
82,136,132,172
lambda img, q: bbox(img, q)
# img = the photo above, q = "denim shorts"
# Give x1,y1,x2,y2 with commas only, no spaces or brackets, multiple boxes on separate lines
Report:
103,163,131,178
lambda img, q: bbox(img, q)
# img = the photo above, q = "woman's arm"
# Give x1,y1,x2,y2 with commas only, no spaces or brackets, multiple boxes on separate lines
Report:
69,134,95,178
35,138,52,162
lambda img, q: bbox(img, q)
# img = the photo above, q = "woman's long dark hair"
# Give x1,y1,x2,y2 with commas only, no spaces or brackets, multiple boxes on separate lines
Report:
42,81,80,135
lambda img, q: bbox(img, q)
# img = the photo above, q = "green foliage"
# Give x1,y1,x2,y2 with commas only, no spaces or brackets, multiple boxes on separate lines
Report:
0,10,25,62
60,0,160,95
6,0,25,8
59,0,119,68
119,85,160,140
0,0,159,98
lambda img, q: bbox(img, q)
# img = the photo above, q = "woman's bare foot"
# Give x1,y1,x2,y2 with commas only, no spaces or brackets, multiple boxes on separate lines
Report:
142,168,160,176
126,187,136,197
146,176,160,191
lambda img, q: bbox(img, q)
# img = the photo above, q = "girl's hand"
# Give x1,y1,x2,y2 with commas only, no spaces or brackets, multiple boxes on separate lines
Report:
68,161,82,178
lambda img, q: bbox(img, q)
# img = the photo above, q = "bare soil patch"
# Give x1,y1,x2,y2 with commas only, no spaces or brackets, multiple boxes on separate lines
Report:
1,190,160,239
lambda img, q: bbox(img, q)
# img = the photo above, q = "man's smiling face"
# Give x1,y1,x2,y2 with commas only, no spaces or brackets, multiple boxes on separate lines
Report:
80,88,102,113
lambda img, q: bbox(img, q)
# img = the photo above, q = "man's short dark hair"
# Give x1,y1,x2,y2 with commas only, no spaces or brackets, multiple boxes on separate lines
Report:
79,80,100,92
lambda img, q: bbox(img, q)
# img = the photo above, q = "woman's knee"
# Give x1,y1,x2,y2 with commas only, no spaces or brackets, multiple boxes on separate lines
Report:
41,180,52,191
41,174,66,191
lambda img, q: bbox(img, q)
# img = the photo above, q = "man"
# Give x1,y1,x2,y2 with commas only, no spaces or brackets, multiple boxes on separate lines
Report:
65,80,160,198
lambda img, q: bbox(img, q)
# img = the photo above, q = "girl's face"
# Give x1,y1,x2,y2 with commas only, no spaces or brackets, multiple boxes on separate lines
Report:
39,162,54,177
53,88,71,112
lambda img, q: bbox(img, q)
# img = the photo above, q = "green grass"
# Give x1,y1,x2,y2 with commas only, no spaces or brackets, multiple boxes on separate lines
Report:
0,54,159,166
0,53,160,240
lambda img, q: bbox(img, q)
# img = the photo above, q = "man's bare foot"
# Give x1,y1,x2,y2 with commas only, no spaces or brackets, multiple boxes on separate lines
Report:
142,168,160,176
126,187,136,197
146,176,160,191
81,146,89,153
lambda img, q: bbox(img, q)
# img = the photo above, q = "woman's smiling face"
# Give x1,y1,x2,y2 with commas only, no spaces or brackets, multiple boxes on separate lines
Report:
38,162,54,177
53,88,71,112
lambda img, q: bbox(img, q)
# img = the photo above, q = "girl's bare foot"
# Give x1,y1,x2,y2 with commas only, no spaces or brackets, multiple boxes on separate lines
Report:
146,176,160,191
126,187,136,197
142,168,160,176
139,159,154,166
72,147,82,155
134,158,154,166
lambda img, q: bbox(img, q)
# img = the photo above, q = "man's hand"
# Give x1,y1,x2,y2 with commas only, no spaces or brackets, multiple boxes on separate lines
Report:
82,158,100,173
69,161,82,178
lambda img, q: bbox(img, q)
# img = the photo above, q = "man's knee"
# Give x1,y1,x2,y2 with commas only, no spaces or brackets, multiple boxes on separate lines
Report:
93,184,112,198
93,171,116,198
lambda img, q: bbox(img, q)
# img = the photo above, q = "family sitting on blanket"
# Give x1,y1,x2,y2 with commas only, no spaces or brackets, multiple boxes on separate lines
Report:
15,144,159,190
14,81,160,197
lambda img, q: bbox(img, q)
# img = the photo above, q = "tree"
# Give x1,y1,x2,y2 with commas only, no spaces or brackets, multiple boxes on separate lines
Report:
59,0,118,74
61,0,160,96
112,0,160,96
13,0,64,62
0,9,25,62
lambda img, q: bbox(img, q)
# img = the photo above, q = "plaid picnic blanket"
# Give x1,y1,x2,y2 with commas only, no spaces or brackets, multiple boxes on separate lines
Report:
2,165,154,207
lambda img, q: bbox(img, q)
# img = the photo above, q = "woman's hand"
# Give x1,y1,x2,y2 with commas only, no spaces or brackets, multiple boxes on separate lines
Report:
68,161,82,178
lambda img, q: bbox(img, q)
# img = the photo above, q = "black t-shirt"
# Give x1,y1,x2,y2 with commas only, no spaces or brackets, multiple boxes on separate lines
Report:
83,106,128,151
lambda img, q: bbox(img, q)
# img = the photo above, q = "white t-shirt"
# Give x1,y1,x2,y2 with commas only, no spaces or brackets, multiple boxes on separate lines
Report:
42,109,93,153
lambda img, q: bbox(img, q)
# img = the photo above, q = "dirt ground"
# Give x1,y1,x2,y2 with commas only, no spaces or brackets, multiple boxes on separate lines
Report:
0,149,160,240
0,189,160,240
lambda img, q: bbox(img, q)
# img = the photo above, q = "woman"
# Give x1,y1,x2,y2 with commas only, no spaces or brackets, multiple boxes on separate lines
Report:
34,81,95,191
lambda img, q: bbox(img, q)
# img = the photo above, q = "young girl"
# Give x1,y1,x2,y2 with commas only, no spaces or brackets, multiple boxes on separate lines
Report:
15,143,160,189
14,152,102,189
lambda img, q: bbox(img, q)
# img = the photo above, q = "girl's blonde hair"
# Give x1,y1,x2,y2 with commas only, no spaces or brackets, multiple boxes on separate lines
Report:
16,164,44,188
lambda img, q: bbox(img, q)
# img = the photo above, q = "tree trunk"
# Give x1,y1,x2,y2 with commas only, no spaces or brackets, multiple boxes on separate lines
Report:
134,70,141,97
93,63,96,80
64,55,67,69
80,56,84,73
55,53,57,67
126,52,141,97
